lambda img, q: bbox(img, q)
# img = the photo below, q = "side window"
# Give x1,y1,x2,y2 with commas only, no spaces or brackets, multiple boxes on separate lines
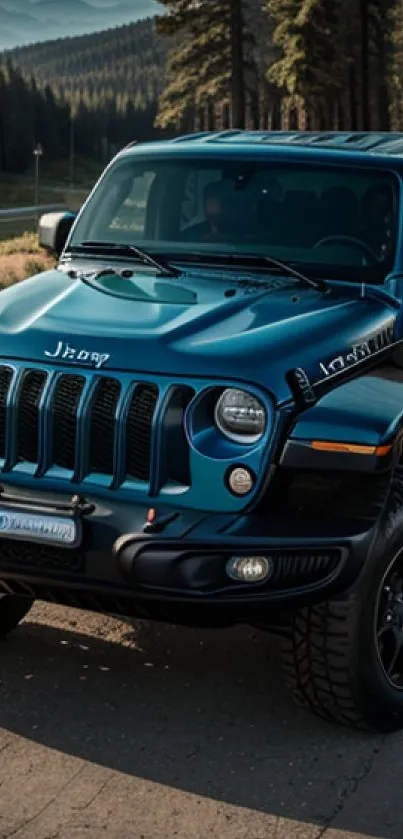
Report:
108,172,156,236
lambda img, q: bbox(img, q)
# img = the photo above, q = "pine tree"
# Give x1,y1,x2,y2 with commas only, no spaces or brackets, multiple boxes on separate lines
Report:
365,0,396,129
265,0,397,130
389,0,403,128
155,0,256,130
265,0,347,129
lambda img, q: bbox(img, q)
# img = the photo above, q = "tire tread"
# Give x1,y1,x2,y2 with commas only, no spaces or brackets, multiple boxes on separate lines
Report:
282,469,403,730
282,599,367,728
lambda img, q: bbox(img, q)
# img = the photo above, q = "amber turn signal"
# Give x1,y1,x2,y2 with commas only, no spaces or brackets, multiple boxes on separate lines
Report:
311,441,392,456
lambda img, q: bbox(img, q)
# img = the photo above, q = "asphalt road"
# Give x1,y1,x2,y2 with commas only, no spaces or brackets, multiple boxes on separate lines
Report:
0,603,400,839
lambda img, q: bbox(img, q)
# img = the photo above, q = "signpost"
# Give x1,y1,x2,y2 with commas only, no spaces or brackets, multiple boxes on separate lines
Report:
70,105,75,190
33,144,43,225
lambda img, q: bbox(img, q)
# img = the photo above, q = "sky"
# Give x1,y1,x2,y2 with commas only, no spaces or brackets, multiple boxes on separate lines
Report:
0,0,163,51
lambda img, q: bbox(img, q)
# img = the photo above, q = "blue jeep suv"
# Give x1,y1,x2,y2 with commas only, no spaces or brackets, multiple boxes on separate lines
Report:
2,129,403,731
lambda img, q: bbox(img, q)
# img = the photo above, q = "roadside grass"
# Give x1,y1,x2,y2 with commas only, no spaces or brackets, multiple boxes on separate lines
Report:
0,233,54,287
0,218,37,241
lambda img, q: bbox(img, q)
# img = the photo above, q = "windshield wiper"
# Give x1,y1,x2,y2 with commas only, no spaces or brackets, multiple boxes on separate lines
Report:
170,251,326,292
69,241,181,278
259,254,327,292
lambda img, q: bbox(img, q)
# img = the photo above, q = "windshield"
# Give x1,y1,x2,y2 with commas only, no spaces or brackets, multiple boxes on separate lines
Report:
69,155,399,283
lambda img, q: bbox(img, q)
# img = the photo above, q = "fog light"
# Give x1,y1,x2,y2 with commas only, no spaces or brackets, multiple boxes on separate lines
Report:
227,466,255,496
226,555,274,583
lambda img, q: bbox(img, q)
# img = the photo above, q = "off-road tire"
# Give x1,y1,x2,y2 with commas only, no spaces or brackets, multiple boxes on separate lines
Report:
282,469,403,732
0,595,34,640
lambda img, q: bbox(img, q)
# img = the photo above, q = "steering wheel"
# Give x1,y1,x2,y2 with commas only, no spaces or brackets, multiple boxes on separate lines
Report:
313,235,379,264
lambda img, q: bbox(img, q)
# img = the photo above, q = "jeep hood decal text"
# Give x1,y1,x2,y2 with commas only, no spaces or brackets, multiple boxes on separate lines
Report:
45,340,110,369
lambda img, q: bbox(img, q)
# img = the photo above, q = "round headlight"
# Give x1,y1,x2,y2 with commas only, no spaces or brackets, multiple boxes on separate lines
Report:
215,388,267,444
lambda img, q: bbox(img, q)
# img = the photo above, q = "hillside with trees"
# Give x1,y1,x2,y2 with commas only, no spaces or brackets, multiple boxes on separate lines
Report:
2,1,403,180
0,18,169,176
9,17,168,118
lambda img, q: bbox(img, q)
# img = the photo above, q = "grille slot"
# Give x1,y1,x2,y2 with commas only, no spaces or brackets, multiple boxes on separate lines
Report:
52,375,86,470
165,387,194,486
89,378,121,474
0,367,13,459
126,384,159,481
17,371,47,464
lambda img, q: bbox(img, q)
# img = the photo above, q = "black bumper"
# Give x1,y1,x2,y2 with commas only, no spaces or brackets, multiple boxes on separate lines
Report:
0,488,377,625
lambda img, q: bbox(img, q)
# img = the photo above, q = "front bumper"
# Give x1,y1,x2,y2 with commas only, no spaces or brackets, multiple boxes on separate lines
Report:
0,487,376,626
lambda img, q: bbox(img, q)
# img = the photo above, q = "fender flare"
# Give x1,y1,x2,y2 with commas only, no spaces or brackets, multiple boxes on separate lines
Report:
281,365,403,472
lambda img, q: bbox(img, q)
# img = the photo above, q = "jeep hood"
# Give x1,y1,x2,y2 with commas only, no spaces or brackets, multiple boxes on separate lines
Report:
0,266,398,403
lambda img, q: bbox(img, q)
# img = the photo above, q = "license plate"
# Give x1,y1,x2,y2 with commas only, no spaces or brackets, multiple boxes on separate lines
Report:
0,506,81,548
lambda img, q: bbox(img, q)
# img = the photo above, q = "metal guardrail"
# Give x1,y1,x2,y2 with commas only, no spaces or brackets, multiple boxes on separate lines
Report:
0,205,66,221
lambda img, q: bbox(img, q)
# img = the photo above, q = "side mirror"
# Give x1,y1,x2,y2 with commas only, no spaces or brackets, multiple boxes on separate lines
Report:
39,212,77,258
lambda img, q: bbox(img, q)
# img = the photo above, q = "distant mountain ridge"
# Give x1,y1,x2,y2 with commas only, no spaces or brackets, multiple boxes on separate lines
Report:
0,0,162,49
2,1,271,130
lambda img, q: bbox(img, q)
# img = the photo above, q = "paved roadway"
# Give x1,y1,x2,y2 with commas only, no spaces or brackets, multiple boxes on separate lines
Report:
0,602,400,839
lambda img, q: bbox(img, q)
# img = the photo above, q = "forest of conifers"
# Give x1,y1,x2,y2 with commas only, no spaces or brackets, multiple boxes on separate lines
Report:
1,0,403,176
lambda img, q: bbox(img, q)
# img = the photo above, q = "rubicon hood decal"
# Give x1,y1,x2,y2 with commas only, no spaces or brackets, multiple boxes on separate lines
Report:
318,321,396,379
290,318,399,405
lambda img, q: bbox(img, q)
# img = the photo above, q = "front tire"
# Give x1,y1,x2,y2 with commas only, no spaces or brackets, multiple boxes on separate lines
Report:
282,470,403,732
0,595,33,640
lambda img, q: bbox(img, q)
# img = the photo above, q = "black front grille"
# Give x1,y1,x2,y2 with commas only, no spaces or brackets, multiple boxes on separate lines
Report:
126,384,159,481
17,371,47,463
0,365,190,490
89,378,121,474
52,375,86,470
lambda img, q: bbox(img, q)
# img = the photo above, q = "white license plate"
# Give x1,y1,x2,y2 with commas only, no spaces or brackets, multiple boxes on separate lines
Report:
0,506,80,547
